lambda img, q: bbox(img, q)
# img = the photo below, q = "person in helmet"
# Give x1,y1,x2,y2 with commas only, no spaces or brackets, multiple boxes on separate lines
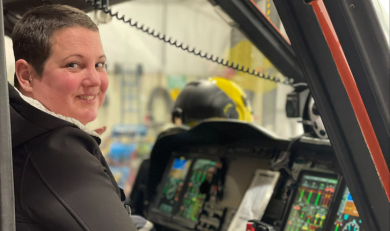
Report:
172,77,253,126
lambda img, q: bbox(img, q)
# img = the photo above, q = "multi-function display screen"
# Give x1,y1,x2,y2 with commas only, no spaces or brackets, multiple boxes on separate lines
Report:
158,157,192,214
284,173,339,231
157,157,218,223
329,187,364,231
177,159,217,222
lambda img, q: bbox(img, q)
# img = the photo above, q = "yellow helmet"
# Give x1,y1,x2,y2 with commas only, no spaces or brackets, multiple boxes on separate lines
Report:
172,77,253,125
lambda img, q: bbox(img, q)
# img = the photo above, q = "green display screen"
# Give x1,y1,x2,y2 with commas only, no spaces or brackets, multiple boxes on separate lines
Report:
158,157,192,214
284,174,339,231
177,159,217,222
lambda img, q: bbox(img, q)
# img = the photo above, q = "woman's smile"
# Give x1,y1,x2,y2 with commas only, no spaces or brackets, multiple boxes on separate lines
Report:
76,94,98,103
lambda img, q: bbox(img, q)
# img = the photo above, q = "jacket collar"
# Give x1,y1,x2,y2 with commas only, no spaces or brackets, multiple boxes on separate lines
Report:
9,82,101,147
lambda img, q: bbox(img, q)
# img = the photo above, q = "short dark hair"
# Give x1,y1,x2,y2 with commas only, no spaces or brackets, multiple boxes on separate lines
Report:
12,4,99,88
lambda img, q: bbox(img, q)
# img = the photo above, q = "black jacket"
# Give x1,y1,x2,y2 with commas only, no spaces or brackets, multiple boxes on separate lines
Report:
9,83,137,231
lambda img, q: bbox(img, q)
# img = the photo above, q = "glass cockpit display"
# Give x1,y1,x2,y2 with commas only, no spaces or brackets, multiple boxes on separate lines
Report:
177,159,217,222
158,157,192,214
284,173,339,231
329,187,364,231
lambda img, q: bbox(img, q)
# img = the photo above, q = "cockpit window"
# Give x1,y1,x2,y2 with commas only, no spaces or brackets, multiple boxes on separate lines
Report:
85,0,304,140
371,0,389,48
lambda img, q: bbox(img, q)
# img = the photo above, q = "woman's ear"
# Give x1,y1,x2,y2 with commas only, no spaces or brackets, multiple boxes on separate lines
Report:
15,59,35,92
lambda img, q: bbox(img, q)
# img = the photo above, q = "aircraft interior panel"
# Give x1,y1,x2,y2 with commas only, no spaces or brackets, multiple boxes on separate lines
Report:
148,150,279,231
218,156,271,209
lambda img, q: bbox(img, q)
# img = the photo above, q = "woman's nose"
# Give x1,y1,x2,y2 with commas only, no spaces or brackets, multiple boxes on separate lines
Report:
84,67,101,87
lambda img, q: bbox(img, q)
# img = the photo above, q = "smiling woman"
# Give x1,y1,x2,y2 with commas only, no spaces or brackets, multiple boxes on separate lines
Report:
9,4,140,231
15,27,109,125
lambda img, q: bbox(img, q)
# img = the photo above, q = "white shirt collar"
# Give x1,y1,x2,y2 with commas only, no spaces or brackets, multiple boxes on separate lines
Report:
14,86,99,137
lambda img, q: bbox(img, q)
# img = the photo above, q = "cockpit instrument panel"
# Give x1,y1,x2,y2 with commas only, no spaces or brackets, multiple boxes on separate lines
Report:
283,171,340,231
328,187,364,231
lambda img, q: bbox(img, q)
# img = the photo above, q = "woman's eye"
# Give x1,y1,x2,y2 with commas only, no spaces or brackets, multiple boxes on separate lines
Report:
96,62,105,68
67,63,80,68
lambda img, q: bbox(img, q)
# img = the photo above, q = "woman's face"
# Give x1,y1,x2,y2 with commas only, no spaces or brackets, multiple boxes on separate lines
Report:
31,27,108,125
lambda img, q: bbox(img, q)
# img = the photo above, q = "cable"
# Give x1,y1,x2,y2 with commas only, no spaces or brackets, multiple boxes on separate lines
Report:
85,0,294,85
271,133,309,185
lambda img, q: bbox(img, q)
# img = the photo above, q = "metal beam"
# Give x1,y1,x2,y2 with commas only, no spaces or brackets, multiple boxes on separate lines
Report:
214,0,305,83
322,0,389,168
0,0,16,230
272,0,389,230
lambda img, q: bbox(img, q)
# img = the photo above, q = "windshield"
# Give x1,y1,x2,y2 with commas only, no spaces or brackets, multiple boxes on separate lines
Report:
371,0,389,47
88,0,302,140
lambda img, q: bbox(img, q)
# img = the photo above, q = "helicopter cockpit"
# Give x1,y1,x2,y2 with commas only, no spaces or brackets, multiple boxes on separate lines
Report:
1,1,388,231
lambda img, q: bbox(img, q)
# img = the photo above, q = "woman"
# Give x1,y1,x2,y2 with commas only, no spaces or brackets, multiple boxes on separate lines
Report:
10,4,144,231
